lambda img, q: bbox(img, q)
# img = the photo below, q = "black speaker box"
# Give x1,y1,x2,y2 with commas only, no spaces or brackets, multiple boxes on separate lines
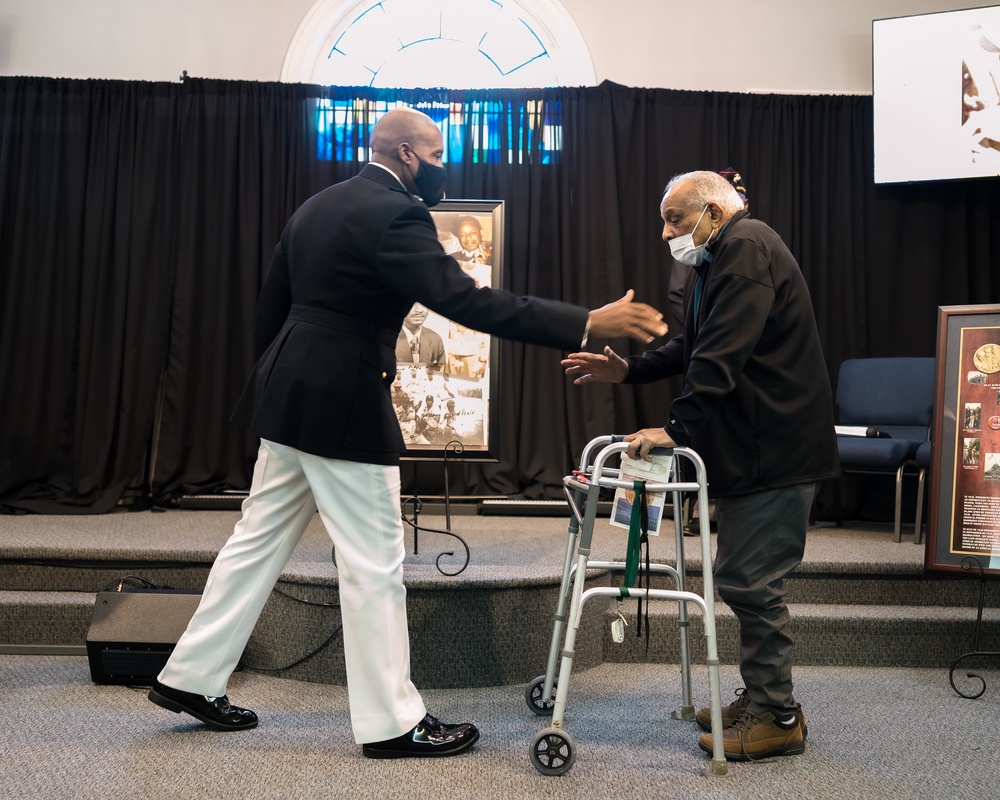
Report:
86,589,201,685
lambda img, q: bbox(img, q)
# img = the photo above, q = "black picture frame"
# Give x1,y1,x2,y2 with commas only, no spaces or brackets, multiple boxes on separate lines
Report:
926,304,1000,576
393,199,504,462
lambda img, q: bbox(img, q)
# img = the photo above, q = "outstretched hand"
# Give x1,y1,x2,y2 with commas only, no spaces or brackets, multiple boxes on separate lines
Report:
561,345,630,385
587,289,668,343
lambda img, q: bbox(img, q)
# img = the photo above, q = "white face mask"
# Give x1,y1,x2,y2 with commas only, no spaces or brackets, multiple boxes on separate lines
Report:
668,205,715,266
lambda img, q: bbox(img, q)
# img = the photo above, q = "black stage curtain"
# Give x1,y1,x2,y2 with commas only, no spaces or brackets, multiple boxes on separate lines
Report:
0,79,180,512
2,77,999,513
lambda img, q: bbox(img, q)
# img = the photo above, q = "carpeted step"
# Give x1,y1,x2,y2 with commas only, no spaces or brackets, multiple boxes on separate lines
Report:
600,601,1000,669
0,591,95,647
640,565,1000,608
4,512,996,688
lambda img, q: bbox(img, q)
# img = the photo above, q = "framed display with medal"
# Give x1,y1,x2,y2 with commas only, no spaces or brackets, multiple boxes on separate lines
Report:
392,199,504,461
926,304,1000,576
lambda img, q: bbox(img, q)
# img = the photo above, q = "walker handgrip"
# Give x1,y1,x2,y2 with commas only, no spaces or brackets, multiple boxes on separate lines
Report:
608,437,672,457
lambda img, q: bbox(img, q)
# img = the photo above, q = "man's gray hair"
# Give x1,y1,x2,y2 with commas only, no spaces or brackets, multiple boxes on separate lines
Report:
663,170,744,215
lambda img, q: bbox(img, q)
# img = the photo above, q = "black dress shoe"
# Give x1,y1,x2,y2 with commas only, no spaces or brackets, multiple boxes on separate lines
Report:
148,680,258,731
361,714,480,759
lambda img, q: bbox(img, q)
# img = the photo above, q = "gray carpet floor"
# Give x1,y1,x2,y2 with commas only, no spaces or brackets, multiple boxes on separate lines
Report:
1,654,997,799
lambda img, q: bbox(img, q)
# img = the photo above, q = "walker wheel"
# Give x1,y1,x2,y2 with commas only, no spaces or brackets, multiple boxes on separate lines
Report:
529,727,576,776
525,675,556,716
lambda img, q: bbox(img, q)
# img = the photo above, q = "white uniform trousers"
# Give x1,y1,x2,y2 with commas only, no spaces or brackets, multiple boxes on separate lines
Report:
157,438,427,743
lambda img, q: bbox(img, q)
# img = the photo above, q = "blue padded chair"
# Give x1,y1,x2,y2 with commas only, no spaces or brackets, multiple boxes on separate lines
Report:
835,357,936,542
913,441,932,546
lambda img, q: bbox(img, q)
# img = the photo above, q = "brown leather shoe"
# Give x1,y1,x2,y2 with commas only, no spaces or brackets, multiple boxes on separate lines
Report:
362,714,480,759
695,687,749,731
696,689,808,739
698,708,805,761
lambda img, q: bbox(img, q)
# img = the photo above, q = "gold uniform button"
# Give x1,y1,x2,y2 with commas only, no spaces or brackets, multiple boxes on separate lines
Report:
381,372,388,379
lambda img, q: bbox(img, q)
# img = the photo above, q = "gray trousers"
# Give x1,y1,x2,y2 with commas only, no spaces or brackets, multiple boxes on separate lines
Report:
713,482,817,716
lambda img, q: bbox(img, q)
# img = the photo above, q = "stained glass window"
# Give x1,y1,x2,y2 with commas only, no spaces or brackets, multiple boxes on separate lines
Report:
315,96,561,164
287,1,593,163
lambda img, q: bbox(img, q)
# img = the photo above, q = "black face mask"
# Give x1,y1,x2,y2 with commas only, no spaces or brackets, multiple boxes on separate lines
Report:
413,156,447,207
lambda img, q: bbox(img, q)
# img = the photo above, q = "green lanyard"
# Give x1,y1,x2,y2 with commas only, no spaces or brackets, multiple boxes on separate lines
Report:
621,479,652,647
621,480,648,591
691,270,704,329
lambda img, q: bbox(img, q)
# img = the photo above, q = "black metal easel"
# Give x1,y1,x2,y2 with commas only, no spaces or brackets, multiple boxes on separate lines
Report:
948,556,1000,699
400,440,470,576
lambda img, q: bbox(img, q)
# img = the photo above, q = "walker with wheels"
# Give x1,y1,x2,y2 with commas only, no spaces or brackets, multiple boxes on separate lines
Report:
525,435,728,777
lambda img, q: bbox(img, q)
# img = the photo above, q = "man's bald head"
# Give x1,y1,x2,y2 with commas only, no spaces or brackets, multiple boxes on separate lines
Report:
371,107,442,159
661,170,744,218
370,107,445,199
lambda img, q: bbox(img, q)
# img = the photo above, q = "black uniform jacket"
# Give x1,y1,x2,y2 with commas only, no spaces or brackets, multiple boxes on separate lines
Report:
233,164,588,465
624,211,839,497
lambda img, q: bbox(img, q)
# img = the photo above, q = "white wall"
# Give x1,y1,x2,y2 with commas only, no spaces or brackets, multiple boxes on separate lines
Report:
0,0,992,94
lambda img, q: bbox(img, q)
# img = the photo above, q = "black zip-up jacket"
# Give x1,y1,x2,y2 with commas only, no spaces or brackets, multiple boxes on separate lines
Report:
624,210,840,497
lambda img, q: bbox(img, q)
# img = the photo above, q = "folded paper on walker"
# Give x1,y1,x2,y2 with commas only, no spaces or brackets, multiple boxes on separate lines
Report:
609,453,671,535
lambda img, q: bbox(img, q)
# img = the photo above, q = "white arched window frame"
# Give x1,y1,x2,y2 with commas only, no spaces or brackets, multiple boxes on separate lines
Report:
282,0,595,89
282,0,595,163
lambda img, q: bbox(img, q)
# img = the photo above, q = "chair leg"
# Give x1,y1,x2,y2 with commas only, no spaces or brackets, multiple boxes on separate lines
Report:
914,467,926,546
831,477,844,528
894,464,905,542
